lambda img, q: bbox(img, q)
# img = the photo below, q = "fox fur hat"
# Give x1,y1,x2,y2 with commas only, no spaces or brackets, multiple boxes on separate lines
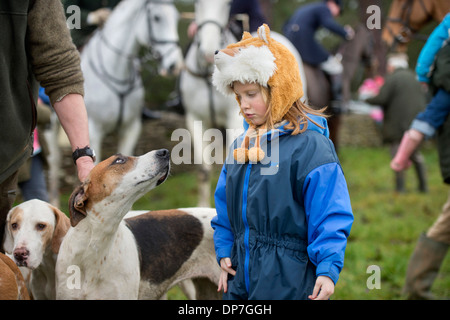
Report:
212,24,303,162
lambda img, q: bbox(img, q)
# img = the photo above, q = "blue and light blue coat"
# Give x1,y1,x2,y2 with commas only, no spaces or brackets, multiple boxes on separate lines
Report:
211,115,353,299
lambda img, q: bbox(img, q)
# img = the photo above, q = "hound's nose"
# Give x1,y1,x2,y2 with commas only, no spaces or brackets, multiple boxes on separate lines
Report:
14,247,29,262
215,50,219,55
156,149,170,159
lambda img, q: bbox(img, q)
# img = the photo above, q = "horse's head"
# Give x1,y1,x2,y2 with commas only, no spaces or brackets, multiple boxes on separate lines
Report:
137,0,184,76
194,0,232,69
382,0,443,52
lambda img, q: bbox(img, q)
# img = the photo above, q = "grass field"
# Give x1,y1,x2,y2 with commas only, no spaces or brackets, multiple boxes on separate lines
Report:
330,145,449,299
58,145,449,300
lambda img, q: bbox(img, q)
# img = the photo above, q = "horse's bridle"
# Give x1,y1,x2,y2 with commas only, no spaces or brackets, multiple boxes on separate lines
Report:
143,0,181,63
385,0,432,50
187,19,226,78
97,0,180,66
184,19,229,128
89,0,180,130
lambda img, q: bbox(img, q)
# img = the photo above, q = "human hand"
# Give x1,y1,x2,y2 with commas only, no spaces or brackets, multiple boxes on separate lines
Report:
88,8,112,26
344,25,355,40
187,21,198,39
76,157,95,182
420,82,429,93
218,257,236,293
308,276,335,300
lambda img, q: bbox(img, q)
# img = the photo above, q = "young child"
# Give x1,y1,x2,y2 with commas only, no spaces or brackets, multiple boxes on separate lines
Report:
211,24,354,300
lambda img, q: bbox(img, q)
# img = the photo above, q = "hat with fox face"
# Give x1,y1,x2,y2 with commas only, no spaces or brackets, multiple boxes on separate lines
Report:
212,24,303,163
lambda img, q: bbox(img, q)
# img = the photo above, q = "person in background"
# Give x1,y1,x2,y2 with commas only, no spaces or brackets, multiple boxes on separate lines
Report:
391,14,450,299
62,0,122,50
282,0,354,147
228,0,267,37
0,0,95,252
366,53,428,193
283,0,354,76
187,0,267,38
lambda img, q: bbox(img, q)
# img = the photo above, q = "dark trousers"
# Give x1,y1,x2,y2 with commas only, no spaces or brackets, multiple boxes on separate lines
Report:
390,143,428,192
0,171,18,252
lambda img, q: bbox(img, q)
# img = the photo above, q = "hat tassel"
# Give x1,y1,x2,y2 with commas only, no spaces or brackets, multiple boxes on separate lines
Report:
234,127,266,163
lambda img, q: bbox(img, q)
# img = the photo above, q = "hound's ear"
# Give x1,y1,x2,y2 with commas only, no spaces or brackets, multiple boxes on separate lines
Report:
2,208,16,254
69,183,89,227
50,205,71,254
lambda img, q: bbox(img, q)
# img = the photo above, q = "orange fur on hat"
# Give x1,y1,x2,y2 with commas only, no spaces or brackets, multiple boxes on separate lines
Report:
212,24,303,163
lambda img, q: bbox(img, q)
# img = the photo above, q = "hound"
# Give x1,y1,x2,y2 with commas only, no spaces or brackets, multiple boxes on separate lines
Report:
0,252,30,300
55,149,221,300
3,199,70,300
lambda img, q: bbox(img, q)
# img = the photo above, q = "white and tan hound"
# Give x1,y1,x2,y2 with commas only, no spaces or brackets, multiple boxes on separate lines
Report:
55,149,220,300
0,252,30,300
3,199,70,300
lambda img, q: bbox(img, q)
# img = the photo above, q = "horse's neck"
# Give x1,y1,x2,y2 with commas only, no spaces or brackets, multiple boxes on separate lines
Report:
223,30,237,48
185,40,202,71
186,29,236,74
429,0,449,23
92,2,143,76
412,0,447,29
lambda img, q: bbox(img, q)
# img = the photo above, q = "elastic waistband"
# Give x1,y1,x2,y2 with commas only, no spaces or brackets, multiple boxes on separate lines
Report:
235,232,307,252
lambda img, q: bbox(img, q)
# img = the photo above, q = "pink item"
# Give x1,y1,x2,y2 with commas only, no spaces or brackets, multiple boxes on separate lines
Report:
32,128,42,156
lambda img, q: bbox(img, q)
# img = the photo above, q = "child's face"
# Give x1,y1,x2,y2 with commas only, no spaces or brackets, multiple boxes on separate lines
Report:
234,82,268,126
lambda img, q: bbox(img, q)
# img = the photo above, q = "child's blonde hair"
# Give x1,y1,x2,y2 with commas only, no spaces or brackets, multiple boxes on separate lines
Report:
214,24,327,162
259,85,327,135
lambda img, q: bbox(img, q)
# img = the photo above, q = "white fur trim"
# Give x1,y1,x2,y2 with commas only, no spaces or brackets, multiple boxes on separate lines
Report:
212,45,276,96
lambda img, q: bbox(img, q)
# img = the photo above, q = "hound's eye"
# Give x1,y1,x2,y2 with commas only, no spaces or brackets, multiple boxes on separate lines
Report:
36,223,46,231
113,157,126,164
153,14,160,22
11,223,18,230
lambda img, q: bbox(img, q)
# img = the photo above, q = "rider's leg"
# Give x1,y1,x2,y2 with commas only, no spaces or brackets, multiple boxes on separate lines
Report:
320,54,344,114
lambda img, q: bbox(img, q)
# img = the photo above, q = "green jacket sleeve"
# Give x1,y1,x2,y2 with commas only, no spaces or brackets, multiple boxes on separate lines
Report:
27,0,84,106
366,75,394,108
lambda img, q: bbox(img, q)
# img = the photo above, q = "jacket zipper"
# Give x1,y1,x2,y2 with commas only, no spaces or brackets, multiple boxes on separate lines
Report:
239,129,286,294
242,163,252,294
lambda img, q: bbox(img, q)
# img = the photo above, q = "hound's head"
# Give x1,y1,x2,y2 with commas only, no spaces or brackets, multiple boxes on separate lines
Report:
69,149,170,227
3,199,70,269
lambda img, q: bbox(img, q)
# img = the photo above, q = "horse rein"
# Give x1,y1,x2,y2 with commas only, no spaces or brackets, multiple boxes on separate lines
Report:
185,19,225,78
144,0,181,64
385,0,431,50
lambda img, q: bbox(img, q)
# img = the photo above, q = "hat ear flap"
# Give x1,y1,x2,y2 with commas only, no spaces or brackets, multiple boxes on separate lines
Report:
257,24,271,44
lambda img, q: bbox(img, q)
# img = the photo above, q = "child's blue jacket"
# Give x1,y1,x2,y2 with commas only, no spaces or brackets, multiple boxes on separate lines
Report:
211,115,353,299
415,13,450,83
